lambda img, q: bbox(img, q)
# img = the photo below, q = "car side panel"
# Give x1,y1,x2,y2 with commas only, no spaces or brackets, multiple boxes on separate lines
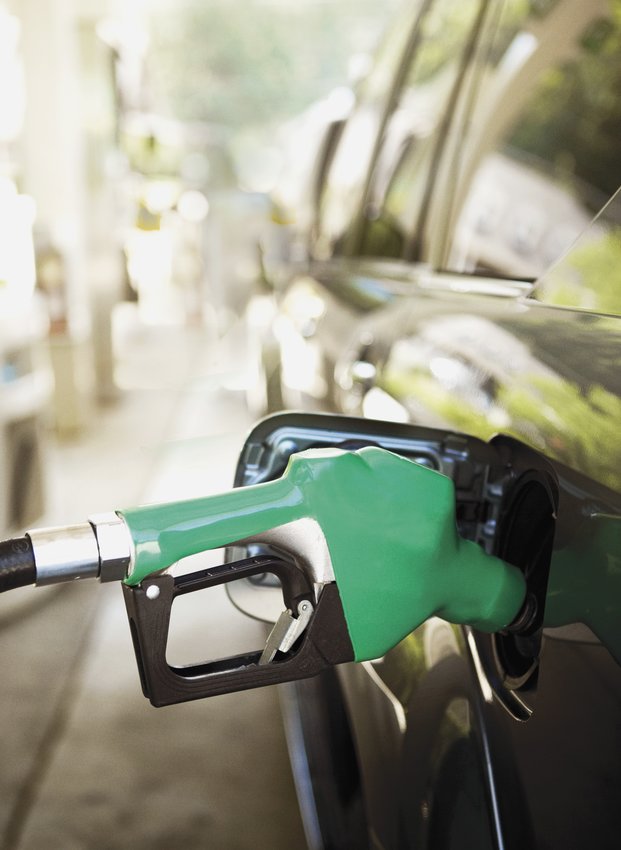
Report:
331,286,621,848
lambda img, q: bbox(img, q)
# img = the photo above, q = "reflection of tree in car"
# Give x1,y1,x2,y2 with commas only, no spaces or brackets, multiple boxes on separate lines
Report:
450,0,621,279
497,374,621,493
376,628,428,708
411,0,482,82
357,0,483,260
509,9,621,207
380,369,500,440
546,514,621,664
379,364,621,493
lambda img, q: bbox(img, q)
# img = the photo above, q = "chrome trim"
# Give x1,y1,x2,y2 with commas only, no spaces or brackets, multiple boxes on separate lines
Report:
465,628,532,722
89,512,132,582
277,682,323,850
466,629,495,705
29,523,100,585
417,270,534,298
362,661,407,734
27,513,133,585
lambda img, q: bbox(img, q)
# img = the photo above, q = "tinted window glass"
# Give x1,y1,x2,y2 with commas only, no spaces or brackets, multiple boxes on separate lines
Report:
534,186,621,316
359,0,484,261
315,4,420,260
446,0,621,279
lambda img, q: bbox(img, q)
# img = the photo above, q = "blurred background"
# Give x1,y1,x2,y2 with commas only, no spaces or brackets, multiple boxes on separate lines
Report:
0,1,399,847
1,0,399,455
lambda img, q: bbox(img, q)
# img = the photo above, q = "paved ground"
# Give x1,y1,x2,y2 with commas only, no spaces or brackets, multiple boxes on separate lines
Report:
0,310,306,849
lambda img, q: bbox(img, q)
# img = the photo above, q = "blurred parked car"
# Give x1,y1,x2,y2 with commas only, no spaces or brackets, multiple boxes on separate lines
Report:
0,180,51,535
241,0,621,848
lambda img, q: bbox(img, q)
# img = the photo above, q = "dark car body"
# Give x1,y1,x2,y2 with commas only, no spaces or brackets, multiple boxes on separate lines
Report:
243,1,621,848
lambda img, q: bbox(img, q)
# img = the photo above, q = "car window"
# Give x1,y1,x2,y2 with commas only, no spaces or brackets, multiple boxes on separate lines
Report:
314,3,422,261
444,0,621,280
358,0,485,262
532,184,621,316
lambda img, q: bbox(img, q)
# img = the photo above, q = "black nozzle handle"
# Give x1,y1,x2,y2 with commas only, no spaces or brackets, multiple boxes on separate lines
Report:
0,536,36,592
123,555,354,706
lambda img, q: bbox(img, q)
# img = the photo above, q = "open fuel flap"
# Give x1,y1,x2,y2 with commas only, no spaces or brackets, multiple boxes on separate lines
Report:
227,413,558,707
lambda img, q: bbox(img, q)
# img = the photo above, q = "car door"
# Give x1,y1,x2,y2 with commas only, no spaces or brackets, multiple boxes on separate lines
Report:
324,0,621,845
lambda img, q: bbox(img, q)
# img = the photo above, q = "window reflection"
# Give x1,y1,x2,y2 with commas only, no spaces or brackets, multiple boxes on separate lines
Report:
447,0,621,279
359,0,483,260
377,307,621,493
315,4,419,260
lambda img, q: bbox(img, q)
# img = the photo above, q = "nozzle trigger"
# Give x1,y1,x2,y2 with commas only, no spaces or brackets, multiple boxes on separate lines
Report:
259,599,314,665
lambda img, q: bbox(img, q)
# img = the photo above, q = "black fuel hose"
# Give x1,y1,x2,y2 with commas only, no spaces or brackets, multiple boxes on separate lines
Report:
0,536,36,592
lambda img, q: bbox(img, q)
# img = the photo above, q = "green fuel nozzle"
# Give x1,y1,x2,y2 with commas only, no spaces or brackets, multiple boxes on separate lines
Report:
120,446,526,663
0,444,527,705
